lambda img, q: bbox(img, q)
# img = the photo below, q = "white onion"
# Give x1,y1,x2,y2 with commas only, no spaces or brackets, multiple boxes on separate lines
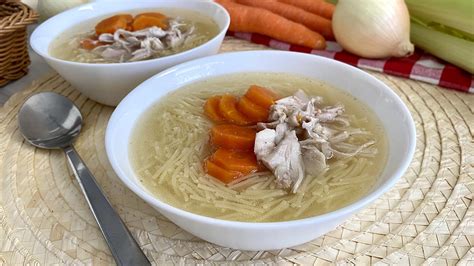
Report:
332,0,414,58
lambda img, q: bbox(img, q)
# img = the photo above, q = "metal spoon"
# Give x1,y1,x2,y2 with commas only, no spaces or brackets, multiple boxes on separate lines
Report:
18,92,150,266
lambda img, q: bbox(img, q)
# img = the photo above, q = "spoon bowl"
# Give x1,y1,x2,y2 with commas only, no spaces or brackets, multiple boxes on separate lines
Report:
18,92,82,149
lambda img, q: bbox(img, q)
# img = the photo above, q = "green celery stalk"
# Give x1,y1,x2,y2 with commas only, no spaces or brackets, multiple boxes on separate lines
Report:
407,0,474,73
411,22,474,74
406,0,474,36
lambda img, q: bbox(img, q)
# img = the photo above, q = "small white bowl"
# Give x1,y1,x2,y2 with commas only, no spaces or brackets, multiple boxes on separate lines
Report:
105,51,416,251
30,0,229,106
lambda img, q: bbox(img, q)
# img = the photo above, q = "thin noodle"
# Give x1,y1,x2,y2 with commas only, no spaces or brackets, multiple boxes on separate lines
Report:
152,148,181,182
256,201,289,221
228,176,268,190
240,190,287,200
215,201,263,215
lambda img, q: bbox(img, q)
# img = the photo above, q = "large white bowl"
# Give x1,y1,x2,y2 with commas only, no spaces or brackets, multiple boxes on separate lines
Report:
105,51,416,251
30,0,229,106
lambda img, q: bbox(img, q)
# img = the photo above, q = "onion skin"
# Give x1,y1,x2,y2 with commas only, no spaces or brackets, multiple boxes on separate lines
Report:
332,0,414,59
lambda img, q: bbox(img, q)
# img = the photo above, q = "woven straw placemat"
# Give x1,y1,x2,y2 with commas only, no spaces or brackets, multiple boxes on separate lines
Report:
0,38,473,265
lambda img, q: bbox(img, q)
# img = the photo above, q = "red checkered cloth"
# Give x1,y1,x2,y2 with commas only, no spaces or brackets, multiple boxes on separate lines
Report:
228,31,474,93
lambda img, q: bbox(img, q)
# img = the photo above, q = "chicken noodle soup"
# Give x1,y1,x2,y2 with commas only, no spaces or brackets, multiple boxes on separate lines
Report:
130,73,388,222
49,9,219,63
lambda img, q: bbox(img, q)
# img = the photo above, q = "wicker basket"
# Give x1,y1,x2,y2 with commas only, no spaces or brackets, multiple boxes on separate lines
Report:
0,0,38,87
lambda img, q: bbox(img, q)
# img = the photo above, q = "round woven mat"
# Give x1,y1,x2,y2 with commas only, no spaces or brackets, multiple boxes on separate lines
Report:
0,38,473,265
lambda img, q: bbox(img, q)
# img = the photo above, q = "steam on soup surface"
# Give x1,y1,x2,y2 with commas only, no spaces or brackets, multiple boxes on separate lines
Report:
49,9,219,63
130,73,387,222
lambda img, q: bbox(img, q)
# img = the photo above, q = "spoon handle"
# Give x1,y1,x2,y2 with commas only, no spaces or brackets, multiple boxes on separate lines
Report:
64,145,150,266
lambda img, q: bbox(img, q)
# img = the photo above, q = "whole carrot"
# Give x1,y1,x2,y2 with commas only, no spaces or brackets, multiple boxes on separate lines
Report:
235,0,333,39
216,0,326,49
278,0,335,19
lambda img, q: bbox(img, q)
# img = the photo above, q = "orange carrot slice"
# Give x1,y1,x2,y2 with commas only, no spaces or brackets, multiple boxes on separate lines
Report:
80,39,99,50
244,85,279,109
132,12,168,31
204,96,225,122
219,95,253,125
237,96,269,122
211,148,259,174
95,14,133,35
211,124,256,151
136,12,167,19
204,159,243,184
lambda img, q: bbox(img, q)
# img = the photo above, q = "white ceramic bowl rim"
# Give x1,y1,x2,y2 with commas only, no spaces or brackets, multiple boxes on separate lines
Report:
106,50,416,228
30,0,230,68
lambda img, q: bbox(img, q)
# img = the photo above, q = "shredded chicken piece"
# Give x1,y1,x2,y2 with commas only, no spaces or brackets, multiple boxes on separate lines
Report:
257,130,305,193
331,140,376,158
254,89,376,193
89,18,194,63
301,142,327,176
254,129,276,159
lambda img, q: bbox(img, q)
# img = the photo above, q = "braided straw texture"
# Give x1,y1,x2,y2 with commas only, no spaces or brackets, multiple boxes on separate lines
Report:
0,38,473,265
0,0,37,87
